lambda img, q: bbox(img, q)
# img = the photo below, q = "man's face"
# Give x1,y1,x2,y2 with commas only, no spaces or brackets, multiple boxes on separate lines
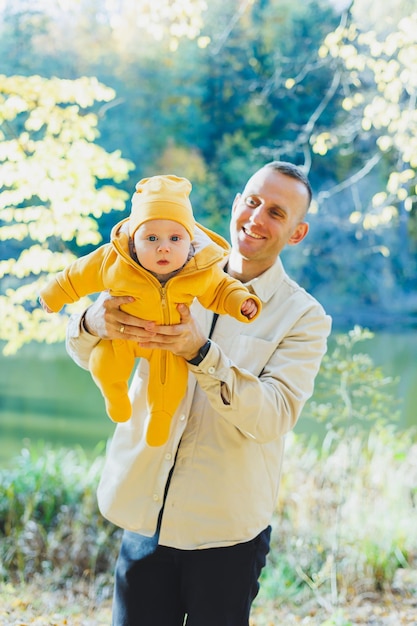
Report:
229,167,310,277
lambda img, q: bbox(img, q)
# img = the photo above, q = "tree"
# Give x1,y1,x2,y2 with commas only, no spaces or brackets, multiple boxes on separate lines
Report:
263,0,417,325
306,2,417,318
1,0,416,338
0,74,134,354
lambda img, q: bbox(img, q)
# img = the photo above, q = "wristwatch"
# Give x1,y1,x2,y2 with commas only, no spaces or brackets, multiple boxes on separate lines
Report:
186,339,211,366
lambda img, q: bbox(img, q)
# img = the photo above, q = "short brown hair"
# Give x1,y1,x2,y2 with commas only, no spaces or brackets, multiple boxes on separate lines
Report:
263,161,313,211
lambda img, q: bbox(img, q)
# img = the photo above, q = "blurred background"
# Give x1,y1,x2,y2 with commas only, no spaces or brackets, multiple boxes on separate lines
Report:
1,0,417,463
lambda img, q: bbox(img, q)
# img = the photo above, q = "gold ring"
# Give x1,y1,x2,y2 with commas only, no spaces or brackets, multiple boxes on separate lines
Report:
119,325,125,333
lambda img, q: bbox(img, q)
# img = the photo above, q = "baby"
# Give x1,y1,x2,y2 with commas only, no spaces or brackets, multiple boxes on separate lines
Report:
39,175,261,446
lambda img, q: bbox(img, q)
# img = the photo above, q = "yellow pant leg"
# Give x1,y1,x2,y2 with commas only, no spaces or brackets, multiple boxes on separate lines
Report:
89,341,189,444
89,339,137,423
144,349,189,447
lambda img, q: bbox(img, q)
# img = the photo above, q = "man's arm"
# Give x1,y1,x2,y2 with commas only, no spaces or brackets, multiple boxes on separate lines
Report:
190,306,331,442
135,301,331,442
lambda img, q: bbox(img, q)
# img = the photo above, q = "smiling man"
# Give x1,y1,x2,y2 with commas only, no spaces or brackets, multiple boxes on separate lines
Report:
228,162,311,282
66,160,332,626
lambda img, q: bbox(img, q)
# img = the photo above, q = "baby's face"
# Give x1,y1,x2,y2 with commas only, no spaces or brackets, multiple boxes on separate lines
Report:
133,219,191,275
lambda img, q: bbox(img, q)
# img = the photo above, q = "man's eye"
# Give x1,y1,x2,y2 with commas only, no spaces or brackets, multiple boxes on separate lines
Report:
246,196,257,207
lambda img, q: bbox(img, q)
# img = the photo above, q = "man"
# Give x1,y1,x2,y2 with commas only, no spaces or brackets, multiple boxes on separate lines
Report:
67,161,332,626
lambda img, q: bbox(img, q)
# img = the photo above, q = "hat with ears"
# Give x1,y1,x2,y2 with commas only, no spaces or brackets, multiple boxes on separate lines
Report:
129,175,195,239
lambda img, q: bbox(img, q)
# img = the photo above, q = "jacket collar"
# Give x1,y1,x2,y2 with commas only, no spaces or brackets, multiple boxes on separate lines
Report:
244,257,286,304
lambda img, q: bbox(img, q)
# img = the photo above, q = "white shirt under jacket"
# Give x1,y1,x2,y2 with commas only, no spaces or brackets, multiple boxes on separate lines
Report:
66,256,332,550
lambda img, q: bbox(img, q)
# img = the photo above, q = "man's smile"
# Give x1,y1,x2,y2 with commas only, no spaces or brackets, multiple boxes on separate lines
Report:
242,226,264,240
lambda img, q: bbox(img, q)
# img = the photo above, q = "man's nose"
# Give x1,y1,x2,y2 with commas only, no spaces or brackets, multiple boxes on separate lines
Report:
249,205,265,225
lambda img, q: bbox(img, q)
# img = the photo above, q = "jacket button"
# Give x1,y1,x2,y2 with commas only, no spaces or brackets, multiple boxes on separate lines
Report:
208,366,215,374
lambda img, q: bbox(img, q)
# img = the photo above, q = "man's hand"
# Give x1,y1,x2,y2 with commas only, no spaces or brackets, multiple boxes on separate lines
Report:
135,303,208,361
83,291,157,340
83,295,207,360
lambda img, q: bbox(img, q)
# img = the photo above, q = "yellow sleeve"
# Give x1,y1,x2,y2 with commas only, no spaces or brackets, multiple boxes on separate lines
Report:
39,245,111,312
197,265,262,323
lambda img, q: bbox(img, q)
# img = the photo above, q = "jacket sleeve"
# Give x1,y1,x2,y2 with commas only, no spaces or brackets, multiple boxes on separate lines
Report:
197,265,262,323
66,312,101,370
189,303,332,443
39,245,110,312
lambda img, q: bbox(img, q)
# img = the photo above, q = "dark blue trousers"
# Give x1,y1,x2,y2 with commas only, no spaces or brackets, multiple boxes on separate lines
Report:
112,526,271,626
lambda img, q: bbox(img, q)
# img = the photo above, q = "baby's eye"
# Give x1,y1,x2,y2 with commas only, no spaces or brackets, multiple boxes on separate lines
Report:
171,235,180,242
148,235,157,242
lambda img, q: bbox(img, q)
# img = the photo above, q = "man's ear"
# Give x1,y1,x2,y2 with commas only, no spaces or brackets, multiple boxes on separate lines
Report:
231,193,241,213
288,221,309,245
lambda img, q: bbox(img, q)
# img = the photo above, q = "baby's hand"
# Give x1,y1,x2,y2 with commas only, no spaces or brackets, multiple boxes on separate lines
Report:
241,298,258,320
39,296,53,314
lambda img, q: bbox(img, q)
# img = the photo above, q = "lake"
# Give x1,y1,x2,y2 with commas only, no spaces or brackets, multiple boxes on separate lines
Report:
1,330,416,467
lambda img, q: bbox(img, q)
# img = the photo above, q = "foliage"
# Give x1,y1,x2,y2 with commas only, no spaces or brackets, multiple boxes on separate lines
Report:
318,613,353,626
1,425,416,623
1,425,415,616
100,0,209,50
269,425,417,610
317,7,417,220
0,74,134,355
309,3,417,311
266,327,417,611
0,444,121,584
303,326,401,432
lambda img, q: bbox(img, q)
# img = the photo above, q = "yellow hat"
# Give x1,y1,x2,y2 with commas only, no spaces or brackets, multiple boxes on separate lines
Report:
129,175,195,239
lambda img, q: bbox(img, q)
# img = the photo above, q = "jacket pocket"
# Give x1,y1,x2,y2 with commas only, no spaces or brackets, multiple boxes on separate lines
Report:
229,335,277,376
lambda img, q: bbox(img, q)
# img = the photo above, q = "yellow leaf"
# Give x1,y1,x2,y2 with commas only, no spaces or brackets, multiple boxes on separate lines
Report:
349,211,362,224
372,192,387,208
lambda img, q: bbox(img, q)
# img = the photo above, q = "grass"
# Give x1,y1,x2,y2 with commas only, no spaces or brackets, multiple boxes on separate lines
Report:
0,444,121,587
0,425,416,619
264,427,417,604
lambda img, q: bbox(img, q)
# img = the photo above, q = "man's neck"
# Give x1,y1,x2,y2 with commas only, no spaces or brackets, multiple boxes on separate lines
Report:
227,252,272,283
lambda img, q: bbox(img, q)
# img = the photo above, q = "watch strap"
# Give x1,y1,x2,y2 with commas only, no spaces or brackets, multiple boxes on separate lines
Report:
187,339,211,366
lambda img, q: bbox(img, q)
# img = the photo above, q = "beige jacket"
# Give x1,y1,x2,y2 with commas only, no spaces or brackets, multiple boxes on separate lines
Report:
67,257,331,549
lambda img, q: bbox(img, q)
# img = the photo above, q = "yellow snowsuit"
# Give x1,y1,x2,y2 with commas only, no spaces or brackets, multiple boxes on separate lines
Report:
40,218,261,446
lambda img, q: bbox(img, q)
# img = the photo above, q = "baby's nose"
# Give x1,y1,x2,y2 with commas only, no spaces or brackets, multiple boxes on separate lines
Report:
157,241,170,252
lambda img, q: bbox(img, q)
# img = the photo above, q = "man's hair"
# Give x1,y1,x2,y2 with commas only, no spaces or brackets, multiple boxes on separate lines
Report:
263,161,313,211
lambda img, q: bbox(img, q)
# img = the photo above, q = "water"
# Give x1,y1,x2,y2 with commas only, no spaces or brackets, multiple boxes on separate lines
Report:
0,342,114,466
362,330,417,429
1,331,416,467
